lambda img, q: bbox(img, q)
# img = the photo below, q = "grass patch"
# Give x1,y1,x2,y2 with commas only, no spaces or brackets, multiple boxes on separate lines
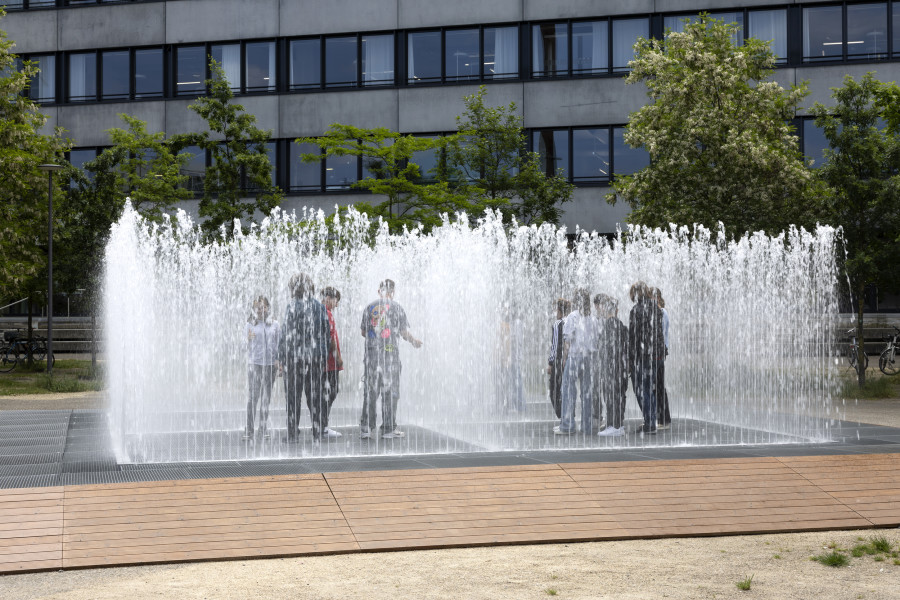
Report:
773,554,782,559
545,589,558,596
0,359,103,395
735,575,753,591
812,551,849,567
870,536,892,553
840,373,900,399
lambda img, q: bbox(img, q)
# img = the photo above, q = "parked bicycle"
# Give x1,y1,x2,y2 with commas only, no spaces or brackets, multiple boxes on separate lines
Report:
845,328,868,371
879,326,900,376
0,331,52,373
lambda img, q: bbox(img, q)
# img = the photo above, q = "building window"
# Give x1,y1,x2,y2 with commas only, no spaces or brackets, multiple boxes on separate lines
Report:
210,43,241,91
533,129,569,178
748,9,787,63
68,52,96,102
407,30,441,83
179,145,206,196
135,48,164,98
445,28,479,81
572,128,609,182
532,23,568,76
246,41,276,92
572,21,607,75
410,136,440,182
101,50,130,100
803,5,843,62
69,148,98,170
244,141,277,189
325,153,357,189
27,54,55,103
289,142,322,192
802,119,829,168
325,36,357,87
847,3,887,59
289,38,321,90
484,26,518,79
612,18,648,72
175,46,206,96
362,34,394,86
612,127,649,176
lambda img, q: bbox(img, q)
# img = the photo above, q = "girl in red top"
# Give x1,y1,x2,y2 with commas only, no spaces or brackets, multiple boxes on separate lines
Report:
321,287,343,438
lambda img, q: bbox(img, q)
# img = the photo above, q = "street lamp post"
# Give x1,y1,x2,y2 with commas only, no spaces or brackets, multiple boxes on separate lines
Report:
37,163,64,376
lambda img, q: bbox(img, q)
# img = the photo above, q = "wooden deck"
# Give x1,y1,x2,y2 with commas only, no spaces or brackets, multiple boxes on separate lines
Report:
1,453,898,573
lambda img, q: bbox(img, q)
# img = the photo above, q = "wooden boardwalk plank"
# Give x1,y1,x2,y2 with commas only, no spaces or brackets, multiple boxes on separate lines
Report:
0,486,63,572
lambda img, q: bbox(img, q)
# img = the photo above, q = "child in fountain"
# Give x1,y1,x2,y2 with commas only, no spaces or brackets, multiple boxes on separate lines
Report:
244,296,280,441
360,279,422,439
594,294,629,437
628,281,665,435
321,287,343,438
554,288,597,435
279,274,330,442
546,298,572,419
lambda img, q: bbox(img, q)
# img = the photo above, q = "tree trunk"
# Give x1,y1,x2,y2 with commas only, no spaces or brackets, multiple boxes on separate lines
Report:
26,296,34,369
856,279,866,387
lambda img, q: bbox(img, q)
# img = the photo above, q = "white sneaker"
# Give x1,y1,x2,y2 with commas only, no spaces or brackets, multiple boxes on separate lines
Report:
598,426,625,437
360,428,372,439
657,422,671,430
323,428,343,438
382,429,405,439
553,425,574,435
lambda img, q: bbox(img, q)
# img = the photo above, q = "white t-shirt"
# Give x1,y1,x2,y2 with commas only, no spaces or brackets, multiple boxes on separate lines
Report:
562,310,597,357
247,320,280,365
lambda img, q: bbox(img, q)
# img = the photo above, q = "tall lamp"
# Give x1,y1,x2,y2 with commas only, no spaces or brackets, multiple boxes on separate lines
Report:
37,163,64,375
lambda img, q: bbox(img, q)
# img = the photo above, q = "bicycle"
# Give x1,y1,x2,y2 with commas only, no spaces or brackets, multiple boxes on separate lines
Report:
0,331,53,373
845,328,868,371
878,326,900,376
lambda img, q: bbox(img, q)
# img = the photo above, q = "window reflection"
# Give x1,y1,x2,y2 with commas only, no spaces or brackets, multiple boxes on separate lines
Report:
572,21,607,75
803,120,830,168
613,127,649,176
445,29,479,81
28,55,55,103
176,46,206,96
533,129,569,178
211,43,240,90
612,18,647,72
135,48,163,98
68,52,96,102
178,145,206,196
847,3,887,59
484,27,518,79
102,50,129,100
803,6,842,62
532,23,567,76
411,136,440,182
362,34,394,86
325,36,357,87
290,39,321,90
748,9,787,63
325,153,357,189
246,41,276,92
407,31,441,83
572,128,609,182
289,143,322,192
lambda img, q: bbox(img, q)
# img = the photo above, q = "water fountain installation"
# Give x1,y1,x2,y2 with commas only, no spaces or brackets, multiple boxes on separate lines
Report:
104,204,842,463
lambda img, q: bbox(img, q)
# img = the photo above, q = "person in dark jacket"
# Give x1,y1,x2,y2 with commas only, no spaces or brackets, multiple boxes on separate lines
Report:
279,273,330,442
628,281,665,435
594,293,629,437
652,287,672,430
546,298,572,420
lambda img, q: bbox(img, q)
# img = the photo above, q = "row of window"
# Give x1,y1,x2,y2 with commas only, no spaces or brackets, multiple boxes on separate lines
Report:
16,2,900,105
1,0,151,8
67,119,838,197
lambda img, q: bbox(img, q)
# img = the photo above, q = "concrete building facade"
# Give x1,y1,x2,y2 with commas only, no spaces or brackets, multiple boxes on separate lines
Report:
3,0,899,233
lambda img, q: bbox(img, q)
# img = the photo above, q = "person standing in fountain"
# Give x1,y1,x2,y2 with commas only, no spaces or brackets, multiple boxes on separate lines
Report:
546,298,572,419
554,288,597,435
279,274,330,442
653,287,672,430
628,281,665,435
360,279,422,439
595,294,629,437
321,286,343,438
243,296,280,441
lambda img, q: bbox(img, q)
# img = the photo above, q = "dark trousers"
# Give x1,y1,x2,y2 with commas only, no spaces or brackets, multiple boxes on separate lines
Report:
656,358,671,425
324,370,340,429
548,362,563,419
246,364,276,434
285,361,325,440
600,370,628,429
634,361,658,432
360,354,401,434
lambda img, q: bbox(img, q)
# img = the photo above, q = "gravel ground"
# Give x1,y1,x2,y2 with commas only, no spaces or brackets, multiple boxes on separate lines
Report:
0,391,897,598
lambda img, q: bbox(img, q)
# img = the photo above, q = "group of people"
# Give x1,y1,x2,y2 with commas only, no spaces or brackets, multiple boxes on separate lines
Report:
243,276,422,443
548,281,670,437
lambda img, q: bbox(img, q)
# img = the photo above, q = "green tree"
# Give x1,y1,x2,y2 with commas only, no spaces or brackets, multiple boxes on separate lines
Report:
810,73,900,386
298,124,472,233
448,86,573,225
608,15,818,236
175,59,282,239
0,9,70,299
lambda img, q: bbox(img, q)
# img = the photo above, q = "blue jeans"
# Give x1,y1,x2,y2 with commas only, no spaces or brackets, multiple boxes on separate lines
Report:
559,354,594,433
634,363,658,431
